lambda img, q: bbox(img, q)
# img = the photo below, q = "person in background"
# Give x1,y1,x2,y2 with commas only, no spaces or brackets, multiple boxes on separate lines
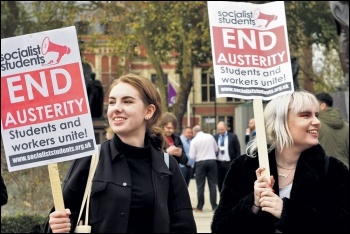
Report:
190,125,219,212
158,112,188,166
245,118,256,145
87,72,104,118
315,92,349,168
214,121,241,192
211,90,349,233
1,174,8,207
179,126,195,187
45,73,196,233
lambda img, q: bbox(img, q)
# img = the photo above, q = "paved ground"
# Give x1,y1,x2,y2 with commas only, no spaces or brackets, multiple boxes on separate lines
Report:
188,179,219,233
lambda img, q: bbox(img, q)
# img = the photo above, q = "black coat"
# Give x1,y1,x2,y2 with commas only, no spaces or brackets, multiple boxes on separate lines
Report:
211,144,349,233
45,138,196,233
214,132,241,161
0,175,8,206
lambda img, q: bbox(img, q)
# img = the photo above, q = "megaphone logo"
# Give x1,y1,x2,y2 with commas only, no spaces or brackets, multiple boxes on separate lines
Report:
254,9,277,28
41,37,71,65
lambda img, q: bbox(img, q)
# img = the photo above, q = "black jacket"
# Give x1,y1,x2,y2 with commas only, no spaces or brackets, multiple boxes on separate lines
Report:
211,144,349,233
214,132,241,161
44,138,196,233
0,175,8,206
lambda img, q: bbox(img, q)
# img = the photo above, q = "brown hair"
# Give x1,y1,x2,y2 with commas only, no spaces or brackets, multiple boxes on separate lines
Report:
158,112,178,130
106,73,165,150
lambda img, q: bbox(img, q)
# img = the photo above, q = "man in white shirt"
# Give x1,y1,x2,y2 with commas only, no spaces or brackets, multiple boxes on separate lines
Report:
189,125,219,212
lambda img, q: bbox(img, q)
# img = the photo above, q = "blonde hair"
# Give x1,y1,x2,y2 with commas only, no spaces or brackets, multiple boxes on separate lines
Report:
247,90,319,157
105,126,114,140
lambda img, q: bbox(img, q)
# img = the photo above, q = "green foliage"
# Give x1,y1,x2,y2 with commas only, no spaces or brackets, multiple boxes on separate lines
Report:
312,46,343,93
1,163,72,216
1,1,84,39
1,140,72,216
283,1,341,91
85,1,212,116
285,1,338,50
1,1,342,96
1,213,47,233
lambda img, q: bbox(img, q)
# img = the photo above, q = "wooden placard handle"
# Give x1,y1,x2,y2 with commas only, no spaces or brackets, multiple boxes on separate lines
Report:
253,99,271,182
48,163,65,211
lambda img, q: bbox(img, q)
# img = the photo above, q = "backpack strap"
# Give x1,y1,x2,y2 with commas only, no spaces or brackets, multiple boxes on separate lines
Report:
163,153,169,169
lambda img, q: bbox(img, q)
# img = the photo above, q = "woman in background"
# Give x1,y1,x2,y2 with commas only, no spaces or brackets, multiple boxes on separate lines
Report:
158,112,188,165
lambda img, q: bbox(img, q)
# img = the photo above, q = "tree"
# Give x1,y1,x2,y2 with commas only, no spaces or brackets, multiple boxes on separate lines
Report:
284,1,340,92
92,1,340,129
1,1,20,38
87,1,212,133
1,1,88,215
165,2,212,133
1,1,88,39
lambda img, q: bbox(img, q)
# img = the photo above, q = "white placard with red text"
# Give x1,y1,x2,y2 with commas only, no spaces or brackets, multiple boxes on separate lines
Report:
207,1,294,100
1,26,96,172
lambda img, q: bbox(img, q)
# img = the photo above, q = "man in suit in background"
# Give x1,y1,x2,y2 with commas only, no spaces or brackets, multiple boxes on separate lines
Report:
214,121,241,192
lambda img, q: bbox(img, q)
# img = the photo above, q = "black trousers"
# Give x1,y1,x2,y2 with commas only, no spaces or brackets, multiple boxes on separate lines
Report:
180,165,193,187
194,160,218,210
216,161,231,192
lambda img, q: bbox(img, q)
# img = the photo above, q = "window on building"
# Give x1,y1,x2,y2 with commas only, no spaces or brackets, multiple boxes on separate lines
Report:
152,73,170,108
227,116,234,132
132,44,139,57
103,22,112,35
226,97,244,102
201,73,215,102
151,74,168,86
75,21,89,35
202,115,216,135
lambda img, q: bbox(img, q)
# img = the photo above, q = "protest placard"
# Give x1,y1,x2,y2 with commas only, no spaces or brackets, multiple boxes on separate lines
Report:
207,1,294,179
1,26,96,209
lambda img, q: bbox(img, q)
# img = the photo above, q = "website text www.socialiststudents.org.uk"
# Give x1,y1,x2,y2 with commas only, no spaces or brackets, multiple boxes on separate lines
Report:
9,139,94,167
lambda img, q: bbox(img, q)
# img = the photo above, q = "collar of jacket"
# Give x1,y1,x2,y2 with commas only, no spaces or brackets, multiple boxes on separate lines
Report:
105,138,172,175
